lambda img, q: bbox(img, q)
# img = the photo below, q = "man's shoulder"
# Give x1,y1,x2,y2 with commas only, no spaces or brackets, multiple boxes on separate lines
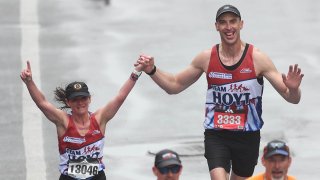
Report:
193,49,212,63
288,175,297,180
252,45,269,60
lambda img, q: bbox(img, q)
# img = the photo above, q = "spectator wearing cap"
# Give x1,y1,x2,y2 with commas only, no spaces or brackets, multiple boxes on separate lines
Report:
20,60,143,179
152,149,183,180
136,3,303,180
247,140,296,180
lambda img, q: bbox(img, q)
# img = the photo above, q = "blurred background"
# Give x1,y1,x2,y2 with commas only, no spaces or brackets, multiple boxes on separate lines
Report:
0,0,319,179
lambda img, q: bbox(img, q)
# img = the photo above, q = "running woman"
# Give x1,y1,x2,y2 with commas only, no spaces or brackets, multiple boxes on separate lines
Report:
21,61,143,180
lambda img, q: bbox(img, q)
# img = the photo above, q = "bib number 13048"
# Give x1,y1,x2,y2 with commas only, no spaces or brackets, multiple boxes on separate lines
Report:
214,112,245,130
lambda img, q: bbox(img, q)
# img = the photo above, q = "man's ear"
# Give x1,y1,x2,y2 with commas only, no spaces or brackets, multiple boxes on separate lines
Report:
239,20,244,30
178,166,183,175
215,22,219,31
261,157,266,167
152,166,158,176
288,156,292,167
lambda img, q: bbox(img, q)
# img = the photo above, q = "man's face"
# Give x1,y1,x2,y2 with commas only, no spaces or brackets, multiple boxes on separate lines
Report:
262,155,292,180
152,165,182,180
215,13,243,45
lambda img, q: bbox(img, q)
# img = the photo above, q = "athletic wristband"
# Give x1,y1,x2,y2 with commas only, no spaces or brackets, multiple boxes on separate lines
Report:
130,69,142,81
146,65,156,76
132,69,142,77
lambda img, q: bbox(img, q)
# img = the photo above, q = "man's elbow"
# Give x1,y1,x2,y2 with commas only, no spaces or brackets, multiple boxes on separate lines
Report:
291,99,300,104
165,89,181,95
287,97,301,104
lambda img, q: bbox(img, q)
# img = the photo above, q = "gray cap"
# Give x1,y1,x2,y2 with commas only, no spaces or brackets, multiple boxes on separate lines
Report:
263,140,290,158
216,4,241,21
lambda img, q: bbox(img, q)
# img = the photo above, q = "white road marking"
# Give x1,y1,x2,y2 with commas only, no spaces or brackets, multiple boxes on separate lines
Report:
20,0,47,179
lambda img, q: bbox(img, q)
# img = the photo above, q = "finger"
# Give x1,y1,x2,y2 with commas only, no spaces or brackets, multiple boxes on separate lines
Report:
293,64,299,73
282,73,287,82
136,59,145,64
141,55,150,60
297,68,301,75
288,65,293,73
20,72,25,79
134,62,140,67
140,56,150,62
20,72,28,81
27,60,31,71
21,70,27,76
141,54,152,59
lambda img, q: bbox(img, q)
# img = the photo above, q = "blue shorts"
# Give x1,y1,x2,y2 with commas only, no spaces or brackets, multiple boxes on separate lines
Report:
204,129,260,177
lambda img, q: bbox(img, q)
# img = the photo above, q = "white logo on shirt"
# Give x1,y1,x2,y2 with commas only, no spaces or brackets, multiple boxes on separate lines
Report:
240,68,252,73
208,72,232,79
63,136,86,144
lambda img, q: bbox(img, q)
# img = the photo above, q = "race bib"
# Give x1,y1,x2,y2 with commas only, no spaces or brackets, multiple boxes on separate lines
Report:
68,159,99,179
213,111,246,130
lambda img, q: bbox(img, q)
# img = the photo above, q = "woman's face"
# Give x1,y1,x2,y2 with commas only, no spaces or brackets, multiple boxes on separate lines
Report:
67,96,91,115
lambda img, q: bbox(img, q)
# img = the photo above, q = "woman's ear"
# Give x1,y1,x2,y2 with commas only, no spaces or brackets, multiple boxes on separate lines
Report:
65,99,70,107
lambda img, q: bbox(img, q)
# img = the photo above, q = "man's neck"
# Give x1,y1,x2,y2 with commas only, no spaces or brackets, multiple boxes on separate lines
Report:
264,174,287,180
220,40,244,56
219,41,245,66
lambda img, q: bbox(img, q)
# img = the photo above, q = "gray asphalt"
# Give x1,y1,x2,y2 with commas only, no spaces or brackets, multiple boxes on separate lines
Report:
0,0,319,179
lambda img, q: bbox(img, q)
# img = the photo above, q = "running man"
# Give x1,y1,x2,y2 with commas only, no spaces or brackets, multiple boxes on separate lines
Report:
136,4,303,180
21,61,143,179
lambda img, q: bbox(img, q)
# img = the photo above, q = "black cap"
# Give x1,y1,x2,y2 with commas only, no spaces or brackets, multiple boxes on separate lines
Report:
216,4,241,21
66,82,90,100
154,149,182,168
263,140,290,158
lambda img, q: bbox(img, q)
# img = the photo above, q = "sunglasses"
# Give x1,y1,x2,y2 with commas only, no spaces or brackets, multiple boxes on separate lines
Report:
158,165,181,174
